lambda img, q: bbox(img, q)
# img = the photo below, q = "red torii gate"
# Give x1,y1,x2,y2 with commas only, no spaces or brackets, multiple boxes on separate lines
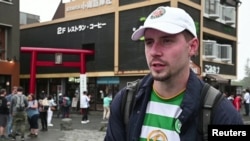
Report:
21,47,94,94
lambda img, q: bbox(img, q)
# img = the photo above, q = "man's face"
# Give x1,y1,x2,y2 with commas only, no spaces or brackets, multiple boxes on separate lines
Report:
144,29,197,81
13,88,18,94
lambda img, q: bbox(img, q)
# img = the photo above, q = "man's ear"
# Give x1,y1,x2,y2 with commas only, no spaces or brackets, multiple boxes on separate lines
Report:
189,38,199,57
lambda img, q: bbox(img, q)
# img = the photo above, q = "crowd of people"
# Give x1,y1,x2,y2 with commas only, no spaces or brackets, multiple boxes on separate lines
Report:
0,86,72,141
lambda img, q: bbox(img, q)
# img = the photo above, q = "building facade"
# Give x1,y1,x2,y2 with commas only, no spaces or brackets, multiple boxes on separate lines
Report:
0,0,20,93
20,0,240,110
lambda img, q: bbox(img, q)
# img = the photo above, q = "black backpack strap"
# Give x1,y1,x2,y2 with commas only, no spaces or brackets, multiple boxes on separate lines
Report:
199,83,223,141
121,79,141,133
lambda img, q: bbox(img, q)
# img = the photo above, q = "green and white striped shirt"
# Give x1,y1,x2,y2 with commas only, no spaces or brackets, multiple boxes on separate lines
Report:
139,89,184,141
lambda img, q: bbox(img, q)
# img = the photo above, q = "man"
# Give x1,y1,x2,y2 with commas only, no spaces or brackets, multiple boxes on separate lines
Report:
243,89,250,116
5,86,17,138
10,86,28,141
105,6,243,141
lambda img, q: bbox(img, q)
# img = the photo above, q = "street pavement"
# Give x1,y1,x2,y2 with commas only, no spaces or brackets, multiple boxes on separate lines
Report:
18,111,106,141
14,109,250,141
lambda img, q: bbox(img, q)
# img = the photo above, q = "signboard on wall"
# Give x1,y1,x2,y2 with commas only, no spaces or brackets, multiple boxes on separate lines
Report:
202,61,236,75
65,0,114,17
80,74,87,106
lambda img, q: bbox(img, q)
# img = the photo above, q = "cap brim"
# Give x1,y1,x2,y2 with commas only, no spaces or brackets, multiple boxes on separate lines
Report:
131,23,185,41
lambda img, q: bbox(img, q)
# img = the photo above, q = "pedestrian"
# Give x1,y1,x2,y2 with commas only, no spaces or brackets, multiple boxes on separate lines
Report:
57,93,63,118
47,95,57,126
62,94,71,118
227,93,234,104
10,86,28,141
105,6,243,141
243,89,250,116
87,93,92,115
5,86,18,138
80,91,90,124
0,88,9,140
38,95,48,131
233,93,242,112
102,94,112,120
26,94,39,137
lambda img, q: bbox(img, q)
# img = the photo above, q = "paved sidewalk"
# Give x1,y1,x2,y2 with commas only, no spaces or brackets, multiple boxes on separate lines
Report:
59,129,106,141
20,111,106,141
18,108,250,141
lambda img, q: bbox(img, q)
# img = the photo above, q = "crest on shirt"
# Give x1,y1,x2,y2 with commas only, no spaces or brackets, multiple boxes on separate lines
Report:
174,119,182,133
147,130,168,141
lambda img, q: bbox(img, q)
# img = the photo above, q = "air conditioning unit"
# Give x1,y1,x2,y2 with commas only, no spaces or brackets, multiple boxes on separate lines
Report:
220,6,235,25
205,0,220,19
217,44,232,63
203,40,218,60
203,0,209,17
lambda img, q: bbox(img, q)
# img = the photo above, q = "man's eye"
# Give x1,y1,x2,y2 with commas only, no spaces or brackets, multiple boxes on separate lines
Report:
145,40,153,45
163,38,171,43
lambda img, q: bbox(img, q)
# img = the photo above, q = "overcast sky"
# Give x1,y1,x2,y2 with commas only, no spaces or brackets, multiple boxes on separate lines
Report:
20,0,250,80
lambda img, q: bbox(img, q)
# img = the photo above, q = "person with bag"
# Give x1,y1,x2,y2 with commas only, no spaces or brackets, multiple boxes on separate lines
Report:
10,86,28,141
26,94,39,138
38,95,48,131
47,95,57,126
104,6,243,141
80,91,90,124
62,94,71,118
56,93,63,118
5,86,17,138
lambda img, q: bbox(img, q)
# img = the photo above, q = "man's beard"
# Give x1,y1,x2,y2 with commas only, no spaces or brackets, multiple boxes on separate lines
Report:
151,72,170,81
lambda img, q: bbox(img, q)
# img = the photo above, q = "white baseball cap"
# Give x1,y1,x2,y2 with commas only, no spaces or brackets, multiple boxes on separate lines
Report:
131,6,197,40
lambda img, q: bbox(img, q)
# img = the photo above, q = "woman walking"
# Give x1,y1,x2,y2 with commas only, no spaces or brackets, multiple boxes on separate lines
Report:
26,94,39,137
38,95,48,131
103,94,112,120
80,91,90,124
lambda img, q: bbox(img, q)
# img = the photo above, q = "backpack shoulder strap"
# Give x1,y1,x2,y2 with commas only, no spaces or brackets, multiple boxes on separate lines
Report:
199,83,223,141
17,95,21,103
121,79,141,131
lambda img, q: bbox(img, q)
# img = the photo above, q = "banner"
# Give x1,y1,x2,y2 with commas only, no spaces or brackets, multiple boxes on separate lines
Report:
80,74,87,107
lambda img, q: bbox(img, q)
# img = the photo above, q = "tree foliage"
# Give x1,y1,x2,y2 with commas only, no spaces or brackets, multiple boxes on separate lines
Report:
245,58,250,77
234,58,250,88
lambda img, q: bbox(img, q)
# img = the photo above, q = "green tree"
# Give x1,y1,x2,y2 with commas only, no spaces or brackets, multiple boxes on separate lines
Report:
240,58,250,88
245,58,250,77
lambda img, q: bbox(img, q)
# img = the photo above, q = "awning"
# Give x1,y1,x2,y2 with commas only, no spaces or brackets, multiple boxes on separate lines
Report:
206,74,229,84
